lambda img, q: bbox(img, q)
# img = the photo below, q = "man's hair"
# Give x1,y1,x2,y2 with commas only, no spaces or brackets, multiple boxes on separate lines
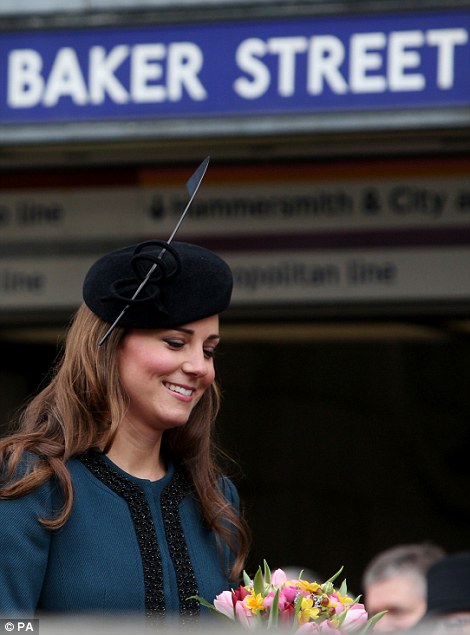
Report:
362,543,446,591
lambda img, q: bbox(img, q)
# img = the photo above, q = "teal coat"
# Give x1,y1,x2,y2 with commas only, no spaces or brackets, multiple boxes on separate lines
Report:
0,452,237,619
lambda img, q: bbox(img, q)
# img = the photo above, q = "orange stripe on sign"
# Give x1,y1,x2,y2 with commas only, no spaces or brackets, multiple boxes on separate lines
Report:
140,157,470,186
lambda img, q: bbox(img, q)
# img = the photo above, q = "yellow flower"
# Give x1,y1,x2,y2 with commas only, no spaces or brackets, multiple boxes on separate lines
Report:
244,591,265,614
327,592,354,624
333,592,353,607
299,597,320,624
297,580,322,594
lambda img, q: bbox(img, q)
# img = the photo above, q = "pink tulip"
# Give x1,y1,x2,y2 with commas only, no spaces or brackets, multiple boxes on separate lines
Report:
341,605,369,632
279,602,296,626
214,590,235,619
263,590,290,612
296,622,321,634
283,584,301,603
232,585,250,604
328,593,346,615
278,592,293,612
271,569,288,586
318,621,343,634
235,600,258,630
262,591,276,610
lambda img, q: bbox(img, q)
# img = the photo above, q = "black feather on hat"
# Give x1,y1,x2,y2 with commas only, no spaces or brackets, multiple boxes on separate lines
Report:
83,239,233,331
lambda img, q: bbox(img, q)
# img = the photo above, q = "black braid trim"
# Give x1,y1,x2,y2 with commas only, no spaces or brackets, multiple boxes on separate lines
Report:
78,451,200,621
79,450,165,620
161,468,200,619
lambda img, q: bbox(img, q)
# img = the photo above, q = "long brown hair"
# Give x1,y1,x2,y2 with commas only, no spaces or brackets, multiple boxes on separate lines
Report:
0,304,250,580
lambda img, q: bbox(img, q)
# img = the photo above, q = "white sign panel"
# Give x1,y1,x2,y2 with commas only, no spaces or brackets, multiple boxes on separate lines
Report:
1,162,469,313
0,256,93,310
230,248,470,303
1,10,469,127
1,248,469,311
1,177,470,241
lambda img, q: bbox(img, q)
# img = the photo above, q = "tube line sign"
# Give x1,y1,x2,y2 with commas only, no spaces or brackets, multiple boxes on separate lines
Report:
0,9,469,124
1,160,470,310
1,176,470,242
2,248,470,310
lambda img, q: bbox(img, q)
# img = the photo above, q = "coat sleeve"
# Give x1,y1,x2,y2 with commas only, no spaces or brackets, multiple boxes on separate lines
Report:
0,480,54,616
220,476,240,512
218,476,242,571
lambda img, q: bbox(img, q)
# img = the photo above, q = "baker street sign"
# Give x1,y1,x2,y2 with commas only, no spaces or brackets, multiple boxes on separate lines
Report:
0,9,468,124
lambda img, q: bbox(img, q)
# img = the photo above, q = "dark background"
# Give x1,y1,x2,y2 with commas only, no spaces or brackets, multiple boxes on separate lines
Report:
215,333,470,594
1,330,470,595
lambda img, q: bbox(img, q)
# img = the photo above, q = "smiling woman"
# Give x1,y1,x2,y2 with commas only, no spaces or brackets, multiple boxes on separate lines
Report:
0,238,250,620
112,318,220,476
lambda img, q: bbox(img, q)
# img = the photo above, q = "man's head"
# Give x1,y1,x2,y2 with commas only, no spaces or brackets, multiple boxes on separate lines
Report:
362,543,445,632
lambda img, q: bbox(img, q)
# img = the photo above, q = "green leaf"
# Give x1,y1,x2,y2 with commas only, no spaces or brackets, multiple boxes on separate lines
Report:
360,610,388,633
322,581,334,595
187,595,233,620
263,560,271,586
294,592,303,618
187,595,214,610
334,608,349,626
325,566,344,585
243,570,252,587
338,578,348,597
253,566,265,596
267,589,280,629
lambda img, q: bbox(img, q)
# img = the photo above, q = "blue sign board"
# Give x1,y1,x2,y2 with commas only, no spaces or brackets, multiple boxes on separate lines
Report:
0,9,469,123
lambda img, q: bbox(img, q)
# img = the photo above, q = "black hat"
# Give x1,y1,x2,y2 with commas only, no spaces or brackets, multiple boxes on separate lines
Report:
83,240,233,331
425,551,470,616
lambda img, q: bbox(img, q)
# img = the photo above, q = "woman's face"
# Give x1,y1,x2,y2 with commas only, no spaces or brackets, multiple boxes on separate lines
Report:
117,314,219,435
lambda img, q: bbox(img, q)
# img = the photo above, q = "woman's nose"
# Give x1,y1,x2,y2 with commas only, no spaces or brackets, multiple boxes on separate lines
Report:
181,350,209,376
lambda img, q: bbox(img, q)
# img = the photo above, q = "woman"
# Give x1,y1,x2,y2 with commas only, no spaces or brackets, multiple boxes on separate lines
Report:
0,239,250,619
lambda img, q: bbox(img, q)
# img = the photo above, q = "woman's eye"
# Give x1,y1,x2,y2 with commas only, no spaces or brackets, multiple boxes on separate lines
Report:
203,348,216,359
164,339,185,349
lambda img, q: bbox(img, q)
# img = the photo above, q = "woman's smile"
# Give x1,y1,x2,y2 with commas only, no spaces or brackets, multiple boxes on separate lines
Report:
163,381,196,399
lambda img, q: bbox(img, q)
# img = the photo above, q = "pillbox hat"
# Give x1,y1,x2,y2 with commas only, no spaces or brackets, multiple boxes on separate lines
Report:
83,239,233,331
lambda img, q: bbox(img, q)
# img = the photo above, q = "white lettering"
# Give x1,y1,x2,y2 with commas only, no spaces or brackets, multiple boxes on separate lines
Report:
130,42,208,103
43,47,88,106
426,28,468,89
167,42,207,100
349,32,387,93
233,38,270,99
7,49,44,107
234,26,465,98
89,45,129,104
6,25,466,111
267,37,308,96
307,35,348,94
388,30,425,91
131,44,166,102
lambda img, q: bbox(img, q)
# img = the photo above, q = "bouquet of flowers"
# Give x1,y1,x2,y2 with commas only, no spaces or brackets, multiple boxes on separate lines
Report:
193,561,384,633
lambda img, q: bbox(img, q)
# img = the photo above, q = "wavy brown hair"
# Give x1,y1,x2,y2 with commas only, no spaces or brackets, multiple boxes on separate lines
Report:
0,304,250,581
